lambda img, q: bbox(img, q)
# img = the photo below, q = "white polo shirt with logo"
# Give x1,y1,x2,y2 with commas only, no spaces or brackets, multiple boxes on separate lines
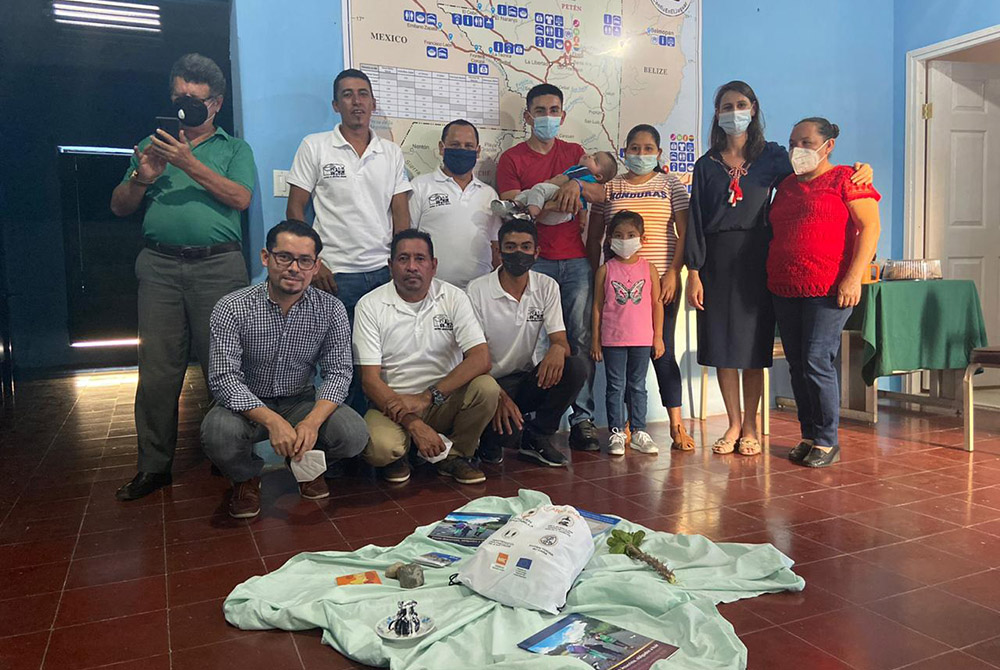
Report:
287,125,411,274
408,167,500,288
353,279,486,395
466,269,565,379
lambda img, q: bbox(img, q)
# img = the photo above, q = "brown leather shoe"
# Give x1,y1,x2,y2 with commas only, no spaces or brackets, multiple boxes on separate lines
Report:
229,477,261,519
437,457,486,485
381,458,411,484
299,474,330,500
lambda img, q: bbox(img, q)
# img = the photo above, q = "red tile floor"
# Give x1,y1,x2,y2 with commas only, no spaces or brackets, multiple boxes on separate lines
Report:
3,369,1000,669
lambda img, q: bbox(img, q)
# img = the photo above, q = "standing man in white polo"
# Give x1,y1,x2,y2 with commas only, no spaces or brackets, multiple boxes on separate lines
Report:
353,229,499,486
467,219,585,467
286,67,411,317
408,119,499,288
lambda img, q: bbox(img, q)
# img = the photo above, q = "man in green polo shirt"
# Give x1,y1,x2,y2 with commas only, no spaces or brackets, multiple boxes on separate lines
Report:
110,53,256,501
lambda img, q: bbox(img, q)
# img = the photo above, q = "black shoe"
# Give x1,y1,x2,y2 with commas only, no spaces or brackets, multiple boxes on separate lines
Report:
788,440,814,463
477,440,504,465
518,431,568,467
801,444,841,468
569,420,600,451
115,472,172,501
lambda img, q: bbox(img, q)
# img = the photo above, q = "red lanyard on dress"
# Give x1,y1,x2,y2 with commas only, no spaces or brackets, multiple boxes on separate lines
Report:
725,162,748,207
712,155,749,207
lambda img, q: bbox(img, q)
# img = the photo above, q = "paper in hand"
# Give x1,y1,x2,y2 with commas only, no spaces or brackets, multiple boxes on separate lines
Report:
289,450,326,482
417,434,452,464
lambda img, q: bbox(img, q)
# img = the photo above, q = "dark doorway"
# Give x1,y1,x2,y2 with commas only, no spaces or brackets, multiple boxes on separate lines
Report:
0,0,236,376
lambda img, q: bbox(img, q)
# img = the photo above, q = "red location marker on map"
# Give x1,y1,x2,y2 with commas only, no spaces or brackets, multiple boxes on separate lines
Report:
564,41,572,52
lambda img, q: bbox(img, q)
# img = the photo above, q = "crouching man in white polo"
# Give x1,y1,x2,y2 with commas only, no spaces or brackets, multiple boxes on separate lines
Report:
353,229,500,485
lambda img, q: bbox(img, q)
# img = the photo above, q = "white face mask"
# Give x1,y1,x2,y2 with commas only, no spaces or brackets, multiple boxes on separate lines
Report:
610,237,642,258
789,140,830,175
718,109,752,136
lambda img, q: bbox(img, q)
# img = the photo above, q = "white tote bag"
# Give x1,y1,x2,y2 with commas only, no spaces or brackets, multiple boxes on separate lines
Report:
454,504,594,614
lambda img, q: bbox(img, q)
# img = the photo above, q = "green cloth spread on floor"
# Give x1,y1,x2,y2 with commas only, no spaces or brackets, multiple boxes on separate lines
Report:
224,490,804,669
846,279,988,386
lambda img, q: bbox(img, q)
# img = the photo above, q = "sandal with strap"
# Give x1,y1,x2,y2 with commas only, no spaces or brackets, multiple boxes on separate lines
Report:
711,437,736,455
737,437,762,456
670,424,696,451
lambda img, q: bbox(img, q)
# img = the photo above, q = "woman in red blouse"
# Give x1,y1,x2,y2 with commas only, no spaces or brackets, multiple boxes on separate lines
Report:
767,117,880,468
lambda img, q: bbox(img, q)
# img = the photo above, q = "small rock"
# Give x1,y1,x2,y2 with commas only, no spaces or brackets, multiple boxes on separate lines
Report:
385,562,406,579
397,563,424,589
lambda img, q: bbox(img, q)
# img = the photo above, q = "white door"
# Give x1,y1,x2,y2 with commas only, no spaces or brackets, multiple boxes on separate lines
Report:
926,60,1000,386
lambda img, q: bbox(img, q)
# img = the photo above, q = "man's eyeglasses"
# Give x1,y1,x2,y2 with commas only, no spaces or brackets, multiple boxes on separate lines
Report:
269,251,317,270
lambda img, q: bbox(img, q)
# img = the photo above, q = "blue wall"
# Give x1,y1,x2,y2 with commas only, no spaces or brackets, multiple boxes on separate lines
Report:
230,0,345,280
702,0,895,264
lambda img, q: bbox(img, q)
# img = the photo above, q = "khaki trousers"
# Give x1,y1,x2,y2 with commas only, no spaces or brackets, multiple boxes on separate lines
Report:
363,375,500,467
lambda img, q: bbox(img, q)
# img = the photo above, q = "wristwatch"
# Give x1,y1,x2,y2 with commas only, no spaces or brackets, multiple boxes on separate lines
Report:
428,385,447,407
129,169,155,186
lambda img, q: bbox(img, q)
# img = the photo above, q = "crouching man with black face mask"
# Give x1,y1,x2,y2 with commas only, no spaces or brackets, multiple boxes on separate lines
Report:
465,219,586,467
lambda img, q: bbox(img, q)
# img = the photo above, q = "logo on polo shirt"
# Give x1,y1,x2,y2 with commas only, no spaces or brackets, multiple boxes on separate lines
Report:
322,163,346,179
527,308,544,322
428,193,451,208
432,314,454,331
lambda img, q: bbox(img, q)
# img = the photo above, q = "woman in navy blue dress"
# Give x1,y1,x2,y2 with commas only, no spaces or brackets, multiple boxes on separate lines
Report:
685,80,872,457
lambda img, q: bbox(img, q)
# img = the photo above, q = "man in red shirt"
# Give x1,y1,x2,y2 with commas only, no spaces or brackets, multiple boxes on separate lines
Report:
496,84,601,452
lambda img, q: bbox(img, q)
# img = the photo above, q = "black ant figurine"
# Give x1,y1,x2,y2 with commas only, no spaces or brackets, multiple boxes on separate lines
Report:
389,600,421,637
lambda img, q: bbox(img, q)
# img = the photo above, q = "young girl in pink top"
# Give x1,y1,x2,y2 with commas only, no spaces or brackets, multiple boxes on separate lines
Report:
591,211,665,455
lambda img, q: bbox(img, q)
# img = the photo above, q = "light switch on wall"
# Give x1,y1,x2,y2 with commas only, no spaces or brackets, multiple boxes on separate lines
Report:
273,169,290,198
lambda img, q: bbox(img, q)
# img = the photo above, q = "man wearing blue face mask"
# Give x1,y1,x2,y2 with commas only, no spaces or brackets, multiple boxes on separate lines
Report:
496,83,602,452
408,120,500,288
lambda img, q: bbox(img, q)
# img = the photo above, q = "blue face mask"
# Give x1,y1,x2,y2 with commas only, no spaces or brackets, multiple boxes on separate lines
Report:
532,115,561,141
442,148,478,175
624,154,659,176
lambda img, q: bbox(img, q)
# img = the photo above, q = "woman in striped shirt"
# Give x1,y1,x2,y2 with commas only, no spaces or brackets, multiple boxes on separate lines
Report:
576,124,695,451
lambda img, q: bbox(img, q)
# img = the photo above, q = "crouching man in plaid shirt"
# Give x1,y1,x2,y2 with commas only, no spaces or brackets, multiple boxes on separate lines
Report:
200,220,369,519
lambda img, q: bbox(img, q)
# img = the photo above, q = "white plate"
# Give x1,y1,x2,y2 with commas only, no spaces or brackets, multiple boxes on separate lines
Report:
375,614,436,641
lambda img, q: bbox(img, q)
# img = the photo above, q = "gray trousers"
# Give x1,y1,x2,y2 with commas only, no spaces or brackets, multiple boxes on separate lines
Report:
134,248,248,473
200,390,370,482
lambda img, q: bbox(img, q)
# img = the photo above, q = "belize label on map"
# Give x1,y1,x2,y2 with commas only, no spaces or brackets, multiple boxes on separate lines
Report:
342,0,700,189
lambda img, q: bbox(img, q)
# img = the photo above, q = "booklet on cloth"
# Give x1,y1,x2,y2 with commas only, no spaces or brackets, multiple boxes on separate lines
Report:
428,512,512,547
335,570,381,586
575,508,621,536
517,613,678,669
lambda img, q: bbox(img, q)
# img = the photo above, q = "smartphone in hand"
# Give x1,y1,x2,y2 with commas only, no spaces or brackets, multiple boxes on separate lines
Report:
155,116,181,140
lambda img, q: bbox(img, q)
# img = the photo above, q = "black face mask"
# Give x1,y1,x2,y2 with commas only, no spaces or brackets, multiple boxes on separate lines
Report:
173,95,210,127
501,251,536,277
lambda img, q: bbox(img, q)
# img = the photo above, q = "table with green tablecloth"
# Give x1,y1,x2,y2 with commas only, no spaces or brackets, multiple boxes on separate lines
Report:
776,279,989,424
846,279,989,386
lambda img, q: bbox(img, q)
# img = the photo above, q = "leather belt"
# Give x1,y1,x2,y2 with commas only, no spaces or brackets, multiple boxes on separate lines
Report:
143,239,241,259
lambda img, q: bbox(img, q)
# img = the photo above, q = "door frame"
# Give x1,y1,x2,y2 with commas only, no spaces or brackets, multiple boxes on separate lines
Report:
905,25,1000,394
905,24,1000,261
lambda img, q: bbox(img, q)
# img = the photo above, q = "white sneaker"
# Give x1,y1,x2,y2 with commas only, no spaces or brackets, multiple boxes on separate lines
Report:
608,428,627,456
630,430,659,454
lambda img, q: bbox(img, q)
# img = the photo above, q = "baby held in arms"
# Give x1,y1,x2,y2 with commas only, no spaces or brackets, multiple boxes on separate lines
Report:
493,150,618,225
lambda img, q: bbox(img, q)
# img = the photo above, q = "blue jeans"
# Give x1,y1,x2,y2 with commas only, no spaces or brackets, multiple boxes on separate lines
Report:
533,257,595,425
772,295,852,446
334,267,391,322
334,267,391,414
603,346,651,432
